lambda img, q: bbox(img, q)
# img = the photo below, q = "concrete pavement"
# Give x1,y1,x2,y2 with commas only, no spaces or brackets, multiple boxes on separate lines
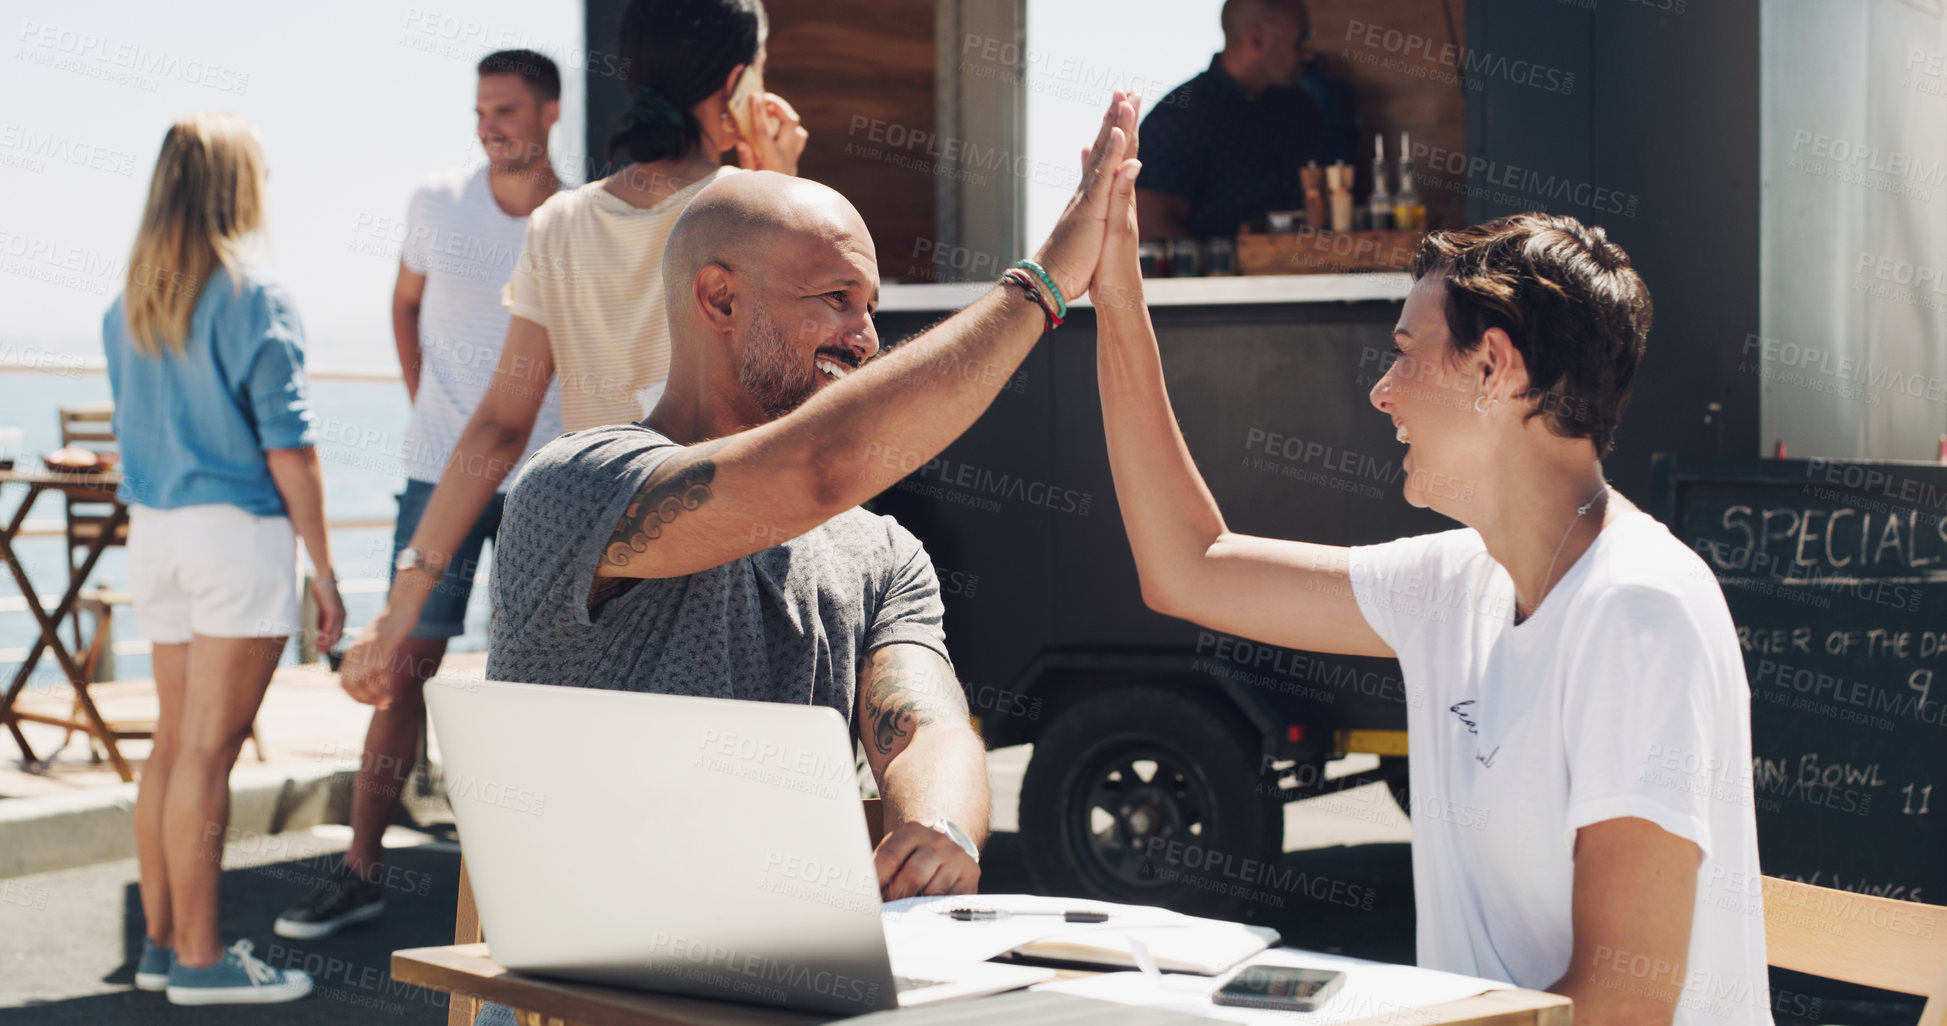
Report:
1,652,487,877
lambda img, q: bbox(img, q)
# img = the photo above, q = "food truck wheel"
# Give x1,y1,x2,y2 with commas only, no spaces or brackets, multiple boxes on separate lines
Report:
1018,684,1283,919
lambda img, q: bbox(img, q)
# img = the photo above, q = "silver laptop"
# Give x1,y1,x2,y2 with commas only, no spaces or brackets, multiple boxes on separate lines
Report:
425,678,1052,1015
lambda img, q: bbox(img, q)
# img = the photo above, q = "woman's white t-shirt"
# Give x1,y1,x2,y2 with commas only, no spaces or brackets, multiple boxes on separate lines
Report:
1348,510,1774,1026
502,166,739,432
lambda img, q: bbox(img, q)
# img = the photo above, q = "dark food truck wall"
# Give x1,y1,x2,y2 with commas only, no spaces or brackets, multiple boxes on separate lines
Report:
871,282,1444,915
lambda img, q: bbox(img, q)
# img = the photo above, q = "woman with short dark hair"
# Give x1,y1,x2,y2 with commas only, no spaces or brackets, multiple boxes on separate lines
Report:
1093,157,1771,1022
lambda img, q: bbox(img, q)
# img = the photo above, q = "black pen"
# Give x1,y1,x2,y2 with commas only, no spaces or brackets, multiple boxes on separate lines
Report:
942,908,1110,922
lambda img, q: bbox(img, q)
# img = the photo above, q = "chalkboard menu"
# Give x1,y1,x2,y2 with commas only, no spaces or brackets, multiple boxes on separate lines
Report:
1652,456,1944,906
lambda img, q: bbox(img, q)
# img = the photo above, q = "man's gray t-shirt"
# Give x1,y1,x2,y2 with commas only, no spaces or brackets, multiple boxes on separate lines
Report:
485,424,952,727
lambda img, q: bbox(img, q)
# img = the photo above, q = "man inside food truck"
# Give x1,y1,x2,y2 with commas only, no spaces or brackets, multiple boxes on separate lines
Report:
1135,0,1336,240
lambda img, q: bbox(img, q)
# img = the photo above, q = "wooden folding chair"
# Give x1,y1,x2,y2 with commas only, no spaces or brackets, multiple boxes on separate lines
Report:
1762,876,1947,1025
443,798,888,1026
49,404,139,764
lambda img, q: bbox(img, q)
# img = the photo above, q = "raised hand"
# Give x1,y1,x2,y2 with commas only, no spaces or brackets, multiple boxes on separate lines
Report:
1030,91,1143,303
1089,120,1147,323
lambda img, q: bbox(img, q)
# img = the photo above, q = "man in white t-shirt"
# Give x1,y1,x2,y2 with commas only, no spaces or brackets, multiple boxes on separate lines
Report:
274,49,567,940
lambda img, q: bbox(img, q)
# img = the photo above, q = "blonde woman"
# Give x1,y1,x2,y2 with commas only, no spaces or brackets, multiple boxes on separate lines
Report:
103,112,342,1005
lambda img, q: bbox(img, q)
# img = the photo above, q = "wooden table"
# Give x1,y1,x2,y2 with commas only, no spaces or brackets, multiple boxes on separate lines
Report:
0,466,133,779
392,943,1572,1026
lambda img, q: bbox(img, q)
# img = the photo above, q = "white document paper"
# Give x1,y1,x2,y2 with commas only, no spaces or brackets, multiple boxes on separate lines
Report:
880,893,1194,967
1032,948,1515,1025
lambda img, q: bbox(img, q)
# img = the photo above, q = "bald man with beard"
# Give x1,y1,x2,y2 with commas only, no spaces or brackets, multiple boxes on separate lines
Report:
478,92,1144,899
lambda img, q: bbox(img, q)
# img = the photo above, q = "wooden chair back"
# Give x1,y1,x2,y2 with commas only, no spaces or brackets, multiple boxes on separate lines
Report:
57,403,127,560
58,402,118,451
1762,876,1947,1026
444,798,888,1026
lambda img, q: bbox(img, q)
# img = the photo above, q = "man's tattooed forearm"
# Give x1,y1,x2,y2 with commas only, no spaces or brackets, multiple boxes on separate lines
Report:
872,696,921,756
862,647,969,757
604,458,716,565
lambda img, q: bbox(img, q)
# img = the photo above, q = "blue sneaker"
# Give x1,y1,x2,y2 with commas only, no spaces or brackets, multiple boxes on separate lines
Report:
134,937,172,991
165,939,312,1005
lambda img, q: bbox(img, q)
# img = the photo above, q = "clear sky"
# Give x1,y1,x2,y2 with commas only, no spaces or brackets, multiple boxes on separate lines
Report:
2,0,1213,370
2,0,587,368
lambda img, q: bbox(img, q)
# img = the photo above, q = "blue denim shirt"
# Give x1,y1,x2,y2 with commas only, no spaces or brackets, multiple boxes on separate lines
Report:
102,270,317,516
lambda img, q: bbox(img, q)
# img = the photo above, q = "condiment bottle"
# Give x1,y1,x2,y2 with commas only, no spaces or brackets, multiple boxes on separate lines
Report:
1327,163,1354,232
1367,133,1393,231
1392,131,1426,231
1300,162,1326,232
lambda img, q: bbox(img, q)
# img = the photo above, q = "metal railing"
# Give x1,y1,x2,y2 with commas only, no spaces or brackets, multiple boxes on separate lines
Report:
9,514,395,541
0,524,452,667
0,355,404,382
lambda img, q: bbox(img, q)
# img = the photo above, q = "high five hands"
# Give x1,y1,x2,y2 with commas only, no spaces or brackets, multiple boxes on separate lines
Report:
1087,93,1149,320
1031,90,1144,306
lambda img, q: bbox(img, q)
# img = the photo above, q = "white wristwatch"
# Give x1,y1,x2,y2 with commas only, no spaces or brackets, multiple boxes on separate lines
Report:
925,818,980,864
394,546,445,582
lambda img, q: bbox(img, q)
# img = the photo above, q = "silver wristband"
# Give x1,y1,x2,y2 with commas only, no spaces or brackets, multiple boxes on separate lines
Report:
924,818,980,864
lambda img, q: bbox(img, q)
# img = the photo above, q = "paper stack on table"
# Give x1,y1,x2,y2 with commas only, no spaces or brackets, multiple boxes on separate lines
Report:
881,894,1278,975
1032,947,1516,1025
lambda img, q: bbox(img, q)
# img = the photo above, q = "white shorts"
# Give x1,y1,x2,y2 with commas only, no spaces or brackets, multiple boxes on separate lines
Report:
127,503,302,643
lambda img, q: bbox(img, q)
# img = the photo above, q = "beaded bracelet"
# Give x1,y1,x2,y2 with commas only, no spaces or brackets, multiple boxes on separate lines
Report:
1012,259,1067,320
1000,268,1062,331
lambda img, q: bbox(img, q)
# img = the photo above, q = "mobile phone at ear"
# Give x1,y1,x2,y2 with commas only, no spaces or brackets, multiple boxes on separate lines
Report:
1211,965,1346,1012
728,60,766,143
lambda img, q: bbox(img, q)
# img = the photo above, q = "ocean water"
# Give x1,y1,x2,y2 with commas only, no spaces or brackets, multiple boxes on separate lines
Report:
0,368,493,695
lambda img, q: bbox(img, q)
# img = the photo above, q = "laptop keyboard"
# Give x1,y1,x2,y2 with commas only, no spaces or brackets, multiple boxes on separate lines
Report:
893,974,951,993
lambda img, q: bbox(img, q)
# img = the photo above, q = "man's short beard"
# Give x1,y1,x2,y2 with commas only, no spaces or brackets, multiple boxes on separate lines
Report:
484,136,546,175
739,300,818,421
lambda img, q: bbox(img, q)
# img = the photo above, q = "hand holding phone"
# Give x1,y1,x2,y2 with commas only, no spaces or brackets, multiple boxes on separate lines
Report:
729,63,808,176
1211,965,1346,1012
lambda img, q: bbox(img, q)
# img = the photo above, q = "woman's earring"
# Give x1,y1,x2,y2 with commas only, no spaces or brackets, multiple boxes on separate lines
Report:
1474,395,1491,414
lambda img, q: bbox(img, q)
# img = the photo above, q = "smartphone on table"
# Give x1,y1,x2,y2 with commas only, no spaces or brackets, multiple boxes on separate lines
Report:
1211,964,1347,1012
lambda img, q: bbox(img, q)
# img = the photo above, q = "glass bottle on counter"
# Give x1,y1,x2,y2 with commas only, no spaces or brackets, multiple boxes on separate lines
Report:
1392,130,1426,231
1166,237,1203,277
1204,236,1237,276
1367,133,1393,231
